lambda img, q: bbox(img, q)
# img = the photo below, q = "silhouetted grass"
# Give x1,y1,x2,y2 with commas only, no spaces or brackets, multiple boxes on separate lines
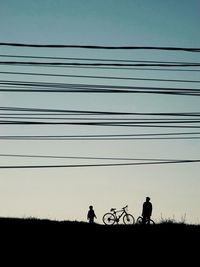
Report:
1,216,199,240
0,216,199,263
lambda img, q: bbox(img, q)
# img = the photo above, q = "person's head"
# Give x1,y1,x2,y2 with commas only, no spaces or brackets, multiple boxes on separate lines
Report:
89,205,93,210
146,197,150,202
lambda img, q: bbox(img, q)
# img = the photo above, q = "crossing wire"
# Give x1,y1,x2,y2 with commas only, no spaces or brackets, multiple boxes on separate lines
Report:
0,43,200,52
1,159,200,168
0,71,200,83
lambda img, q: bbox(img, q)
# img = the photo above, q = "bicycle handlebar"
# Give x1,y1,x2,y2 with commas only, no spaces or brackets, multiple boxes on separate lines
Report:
110,205,128,212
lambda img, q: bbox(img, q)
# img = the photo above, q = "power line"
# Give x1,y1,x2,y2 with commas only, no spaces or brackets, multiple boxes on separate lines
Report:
1,120,200,128
1,106,200,117
2,80,200,90
1,80,200,94
1,71,200,84
1,54,200,65
1,61,200,67
0,43,200,52
1,45,200,171
0,153,184,161
0,136,200,140
2,116,200,121
1,87,200,96
0,159,200,168
1,63,199,72
2,88,200,96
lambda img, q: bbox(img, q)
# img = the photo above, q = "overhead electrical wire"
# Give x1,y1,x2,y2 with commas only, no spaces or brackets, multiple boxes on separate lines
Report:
1,79,200,90
0,43,200,52
1,80,200,95
1,61,200,67
1,120,200,128
1,105,200,139
0,135,200,140
1,116,200,121
1,54,200,65
1,44,200,170
1,106,200,116
1,88,200,96
0,159,200,168
0,153,187,161
1,63,199,72
0,71,200,84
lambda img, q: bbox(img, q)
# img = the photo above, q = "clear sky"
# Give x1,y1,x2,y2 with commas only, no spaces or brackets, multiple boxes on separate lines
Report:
0,0,200,224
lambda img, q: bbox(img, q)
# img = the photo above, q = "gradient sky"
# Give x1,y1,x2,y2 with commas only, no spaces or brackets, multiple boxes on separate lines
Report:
0,0,200,224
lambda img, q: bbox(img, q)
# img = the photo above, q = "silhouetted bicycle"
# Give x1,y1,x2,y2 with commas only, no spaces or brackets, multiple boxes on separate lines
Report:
136,216,155,225
102,205,135,225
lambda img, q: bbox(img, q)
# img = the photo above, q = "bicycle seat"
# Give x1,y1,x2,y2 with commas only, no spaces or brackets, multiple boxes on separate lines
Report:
110,208,116,212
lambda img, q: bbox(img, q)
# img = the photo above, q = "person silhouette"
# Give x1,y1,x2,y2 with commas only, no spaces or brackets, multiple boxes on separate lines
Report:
87,205,97,223
142,197,152,224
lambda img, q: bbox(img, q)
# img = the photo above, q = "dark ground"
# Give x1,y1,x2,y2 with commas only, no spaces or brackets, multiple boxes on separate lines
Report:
0,217,199,264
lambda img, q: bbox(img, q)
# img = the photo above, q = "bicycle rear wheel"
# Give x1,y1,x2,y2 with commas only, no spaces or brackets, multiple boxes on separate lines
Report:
123,214,135,225
102,213,115,225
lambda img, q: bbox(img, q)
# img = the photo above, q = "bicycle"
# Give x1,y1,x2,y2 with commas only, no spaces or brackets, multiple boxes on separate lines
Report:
136,216,155,225
102,205,135,225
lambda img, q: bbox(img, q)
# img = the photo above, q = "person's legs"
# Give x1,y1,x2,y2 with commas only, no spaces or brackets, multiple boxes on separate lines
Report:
146,216,150,224
89,218,94,223
142,216,146,224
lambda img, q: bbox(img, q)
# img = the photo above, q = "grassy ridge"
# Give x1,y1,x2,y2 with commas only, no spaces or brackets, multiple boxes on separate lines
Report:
1,216,199,244
0,217,199,263
1,216,199,234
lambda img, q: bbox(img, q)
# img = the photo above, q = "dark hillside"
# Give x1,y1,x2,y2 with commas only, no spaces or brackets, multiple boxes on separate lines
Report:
0,217,198,264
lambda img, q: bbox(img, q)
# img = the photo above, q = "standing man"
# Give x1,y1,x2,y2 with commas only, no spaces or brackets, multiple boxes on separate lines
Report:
142,197,152,224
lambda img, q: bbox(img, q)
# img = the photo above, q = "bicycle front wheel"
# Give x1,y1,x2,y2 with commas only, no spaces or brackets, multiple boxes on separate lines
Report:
149,219,155,225
102,213,115,225
123,214,135,225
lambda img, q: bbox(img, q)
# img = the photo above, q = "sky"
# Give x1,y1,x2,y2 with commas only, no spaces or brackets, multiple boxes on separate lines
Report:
0,0,200,224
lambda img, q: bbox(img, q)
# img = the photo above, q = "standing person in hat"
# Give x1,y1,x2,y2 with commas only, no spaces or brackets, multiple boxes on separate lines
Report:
142,197,153,224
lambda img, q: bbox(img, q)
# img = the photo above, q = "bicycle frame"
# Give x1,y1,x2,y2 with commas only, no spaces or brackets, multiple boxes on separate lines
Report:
110,208,127,222
102,205,135,225
110,206,127,223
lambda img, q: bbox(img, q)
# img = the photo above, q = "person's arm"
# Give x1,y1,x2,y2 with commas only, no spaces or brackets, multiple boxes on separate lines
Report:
142,203,144,216
150,203,153,216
